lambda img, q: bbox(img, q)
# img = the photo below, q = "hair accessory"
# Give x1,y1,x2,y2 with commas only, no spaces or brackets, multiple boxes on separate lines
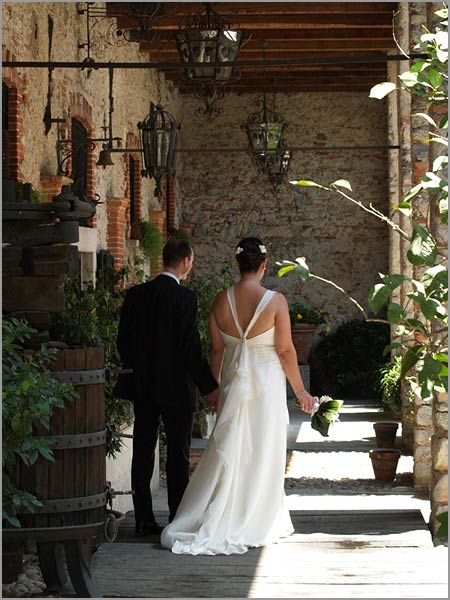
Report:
235,247,244,255
259,245,267,253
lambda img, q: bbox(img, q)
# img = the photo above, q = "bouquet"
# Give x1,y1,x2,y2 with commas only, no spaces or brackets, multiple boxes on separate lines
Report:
294,395,343,437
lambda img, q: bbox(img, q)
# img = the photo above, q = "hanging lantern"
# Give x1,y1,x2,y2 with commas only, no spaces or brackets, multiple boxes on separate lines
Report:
241,93,287,155
138,102,181,197
176,3,244,118
241,90,292,193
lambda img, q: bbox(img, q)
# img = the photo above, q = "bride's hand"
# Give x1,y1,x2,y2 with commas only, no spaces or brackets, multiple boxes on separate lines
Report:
295,389,316,414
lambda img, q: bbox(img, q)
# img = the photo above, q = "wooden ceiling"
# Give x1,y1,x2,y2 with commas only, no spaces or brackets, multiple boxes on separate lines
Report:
114,2,399,93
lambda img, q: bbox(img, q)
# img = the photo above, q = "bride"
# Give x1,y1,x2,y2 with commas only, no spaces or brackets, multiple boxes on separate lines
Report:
161,237,315,555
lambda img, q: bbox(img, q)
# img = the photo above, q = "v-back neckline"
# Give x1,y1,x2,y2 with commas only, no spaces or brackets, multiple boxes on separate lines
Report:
229,286,271,338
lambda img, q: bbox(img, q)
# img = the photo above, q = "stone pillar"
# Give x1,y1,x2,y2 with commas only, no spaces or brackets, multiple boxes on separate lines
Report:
430,391,448,536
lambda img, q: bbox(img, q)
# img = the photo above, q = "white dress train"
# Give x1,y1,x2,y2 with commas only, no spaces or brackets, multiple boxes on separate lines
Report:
161,286,294,555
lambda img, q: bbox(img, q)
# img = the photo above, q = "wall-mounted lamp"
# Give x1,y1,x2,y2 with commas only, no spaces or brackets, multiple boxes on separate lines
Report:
55,67,121,176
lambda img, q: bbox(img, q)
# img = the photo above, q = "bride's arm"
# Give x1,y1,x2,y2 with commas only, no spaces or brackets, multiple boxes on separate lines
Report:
274,294,315,414
206,296,226,412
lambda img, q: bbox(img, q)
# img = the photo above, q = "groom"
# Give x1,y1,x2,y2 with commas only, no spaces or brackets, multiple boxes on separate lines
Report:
117,239,218,535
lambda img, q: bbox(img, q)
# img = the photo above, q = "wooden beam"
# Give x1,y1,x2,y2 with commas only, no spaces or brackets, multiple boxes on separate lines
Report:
118,13,394,30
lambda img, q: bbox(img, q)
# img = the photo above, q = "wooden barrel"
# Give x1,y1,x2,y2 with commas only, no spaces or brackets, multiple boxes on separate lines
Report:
18,347,107,530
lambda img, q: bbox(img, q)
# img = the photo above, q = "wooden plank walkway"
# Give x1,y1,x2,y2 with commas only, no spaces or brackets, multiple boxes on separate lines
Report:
92,513,447,598
91,400,448,598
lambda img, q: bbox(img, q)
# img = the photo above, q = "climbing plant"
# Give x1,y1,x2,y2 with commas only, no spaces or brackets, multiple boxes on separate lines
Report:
279,5,448,406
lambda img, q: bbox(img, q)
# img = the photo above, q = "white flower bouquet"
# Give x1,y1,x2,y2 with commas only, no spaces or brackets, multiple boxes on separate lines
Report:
295,395,343,437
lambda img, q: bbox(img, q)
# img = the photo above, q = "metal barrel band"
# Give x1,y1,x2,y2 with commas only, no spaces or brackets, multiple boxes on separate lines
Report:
50,368,105,385
20,491,109,514
31,429,107,450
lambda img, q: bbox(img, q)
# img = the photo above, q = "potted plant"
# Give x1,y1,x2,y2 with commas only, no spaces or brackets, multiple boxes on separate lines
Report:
289,303,329,364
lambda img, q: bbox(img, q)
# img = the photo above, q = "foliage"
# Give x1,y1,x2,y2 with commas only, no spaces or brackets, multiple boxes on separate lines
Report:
139,220,165,268
435,511,448,539
309,320,390,398
2,317,78,527
281,6,448,407
167,226,191,242
51,274,134,457
289,302,329,325
184,266,234,354
375,356,402,414
184,266,234,418
15,182,47,203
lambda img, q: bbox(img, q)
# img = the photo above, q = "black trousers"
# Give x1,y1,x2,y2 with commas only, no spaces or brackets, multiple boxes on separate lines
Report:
131,399,194,524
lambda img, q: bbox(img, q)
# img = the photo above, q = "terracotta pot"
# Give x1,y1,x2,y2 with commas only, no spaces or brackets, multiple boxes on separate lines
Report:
373,422,399,448
291,323,316,364
369,448,401,482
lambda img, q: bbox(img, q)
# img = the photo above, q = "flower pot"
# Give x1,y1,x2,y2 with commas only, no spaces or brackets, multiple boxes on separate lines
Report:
373,422,399,448
291,323,316,365
369,448,401,482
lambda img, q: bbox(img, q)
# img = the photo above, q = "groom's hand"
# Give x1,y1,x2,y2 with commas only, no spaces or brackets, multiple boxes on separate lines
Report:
205,389,219,413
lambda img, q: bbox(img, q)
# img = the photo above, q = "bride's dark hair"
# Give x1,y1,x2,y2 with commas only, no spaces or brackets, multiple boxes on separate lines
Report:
235,237,267,274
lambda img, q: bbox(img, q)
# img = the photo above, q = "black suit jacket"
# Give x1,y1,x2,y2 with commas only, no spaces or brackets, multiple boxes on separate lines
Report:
116,274,218,411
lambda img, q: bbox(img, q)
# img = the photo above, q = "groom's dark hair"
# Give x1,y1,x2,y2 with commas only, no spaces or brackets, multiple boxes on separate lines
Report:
163,239,193,267
235,237,267,273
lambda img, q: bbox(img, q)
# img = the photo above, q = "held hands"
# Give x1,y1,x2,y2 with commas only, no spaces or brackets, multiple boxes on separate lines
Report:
295,389,316,415
205,389,220,414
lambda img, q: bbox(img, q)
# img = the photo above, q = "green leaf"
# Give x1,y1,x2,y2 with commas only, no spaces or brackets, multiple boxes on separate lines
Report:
433,155,448,172
438,115,448,129
418,355,443,401
407,224,437,266
380,273,408,290
394,201,412,215
277,263,296,278
411,112,438,128
331,179,352,191
399,71,419,87
422,264,448,295
387,302,404,324
428,69,443,88
404,183,423,202
38,447,55,461
439,197,448,224
382,341,402,357
369,81,397,99
435,512,448,539
368,283,391,314
400,346,424,379
289,180,327,189
294,257,310,281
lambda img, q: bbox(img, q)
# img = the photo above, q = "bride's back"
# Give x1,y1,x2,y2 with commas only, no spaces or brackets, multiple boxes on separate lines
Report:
212,283,278,339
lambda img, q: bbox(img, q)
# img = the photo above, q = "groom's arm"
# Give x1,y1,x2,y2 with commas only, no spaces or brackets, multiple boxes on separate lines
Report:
178,291,218,396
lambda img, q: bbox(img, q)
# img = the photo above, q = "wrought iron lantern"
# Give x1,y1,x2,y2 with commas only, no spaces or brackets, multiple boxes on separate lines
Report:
137,102,181,197
176,3,244,118
241,89,292,193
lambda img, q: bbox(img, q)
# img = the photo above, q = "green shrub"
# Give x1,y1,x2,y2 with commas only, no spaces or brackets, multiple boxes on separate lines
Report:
375,356,402,414
310,319,390,398
51,275,134,457
2,317,78,527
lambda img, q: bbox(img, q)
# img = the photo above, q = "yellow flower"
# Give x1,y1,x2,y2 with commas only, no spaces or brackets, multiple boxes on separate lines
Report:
296,313,303,320
325,325,331,332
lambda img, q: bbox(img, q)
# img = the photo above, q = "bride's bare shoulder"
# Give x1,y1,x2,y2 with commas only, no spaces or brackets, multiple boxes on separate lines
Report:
272,291,288,309
211,289,228,310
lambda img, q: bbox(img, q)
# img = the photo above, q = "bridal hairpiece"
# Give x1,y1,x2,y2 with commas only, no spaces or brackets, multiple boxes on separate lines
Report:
235,245,267,255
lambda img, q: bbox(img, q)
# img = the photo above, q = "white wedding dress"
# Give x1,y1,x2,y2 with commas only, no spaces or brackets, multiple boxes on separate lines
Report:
161,286,294,555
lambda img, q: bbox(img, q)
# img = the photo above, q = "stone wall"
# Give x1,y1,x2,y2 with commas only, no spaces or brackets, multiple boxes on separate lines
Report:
2,1,182,275
180,92,390,323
